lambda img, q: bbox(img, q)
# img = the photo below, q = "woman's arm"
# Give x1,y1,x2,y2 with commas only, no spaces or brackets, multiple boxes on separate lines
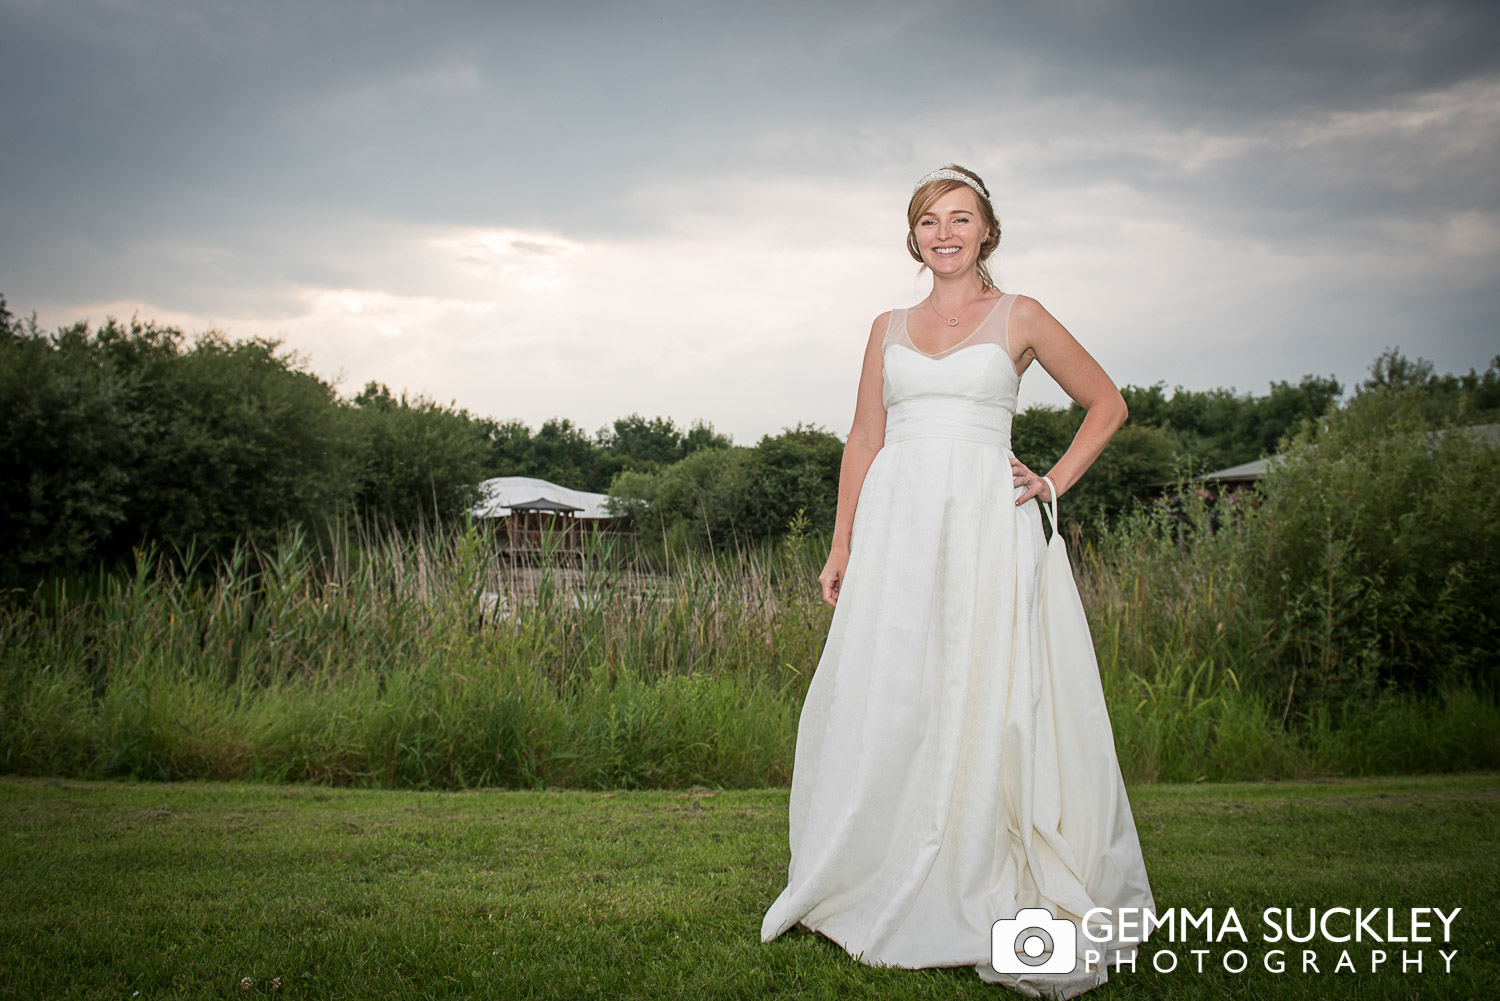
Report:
817,313,889,606
830,312,891,550
1007,295,1128,504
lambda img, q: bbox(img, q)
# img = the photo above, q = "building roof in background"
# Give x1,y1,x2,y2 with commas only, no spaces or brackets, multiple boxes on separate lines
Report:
1196,457,1277,483
1432,422,1500,446
1192,422,1499,485
472,477,617,519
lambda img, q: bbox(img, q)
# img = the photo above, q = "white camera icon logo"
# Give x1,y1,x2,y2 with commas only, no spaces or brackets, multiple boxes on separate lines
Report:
991,907,1078,975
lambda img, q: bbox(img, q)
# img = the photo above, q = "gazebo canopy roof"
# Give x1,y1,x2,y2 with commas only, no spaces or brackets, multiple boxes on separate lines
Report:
470,476,623,519
507,496,583,513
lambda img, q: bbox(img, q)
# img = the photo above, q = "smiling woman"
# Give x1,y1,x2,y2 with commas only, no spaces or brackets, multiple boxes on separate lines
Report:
905,164,1003,297
759,164,1152,999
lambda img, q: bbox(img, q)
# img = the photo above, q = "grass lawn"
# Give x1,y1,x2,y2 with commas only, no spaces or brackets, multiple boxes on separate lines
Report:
1,771,1496,1000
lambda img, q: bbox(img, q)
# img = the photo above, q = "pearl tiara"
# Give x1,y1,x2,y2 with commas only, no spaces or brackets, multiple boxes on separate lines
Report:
912,167,990,202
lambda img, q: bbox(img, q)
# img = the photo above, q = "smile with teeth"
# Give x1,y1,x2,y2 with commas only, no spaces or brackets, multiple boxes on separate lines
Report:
934,247,961,255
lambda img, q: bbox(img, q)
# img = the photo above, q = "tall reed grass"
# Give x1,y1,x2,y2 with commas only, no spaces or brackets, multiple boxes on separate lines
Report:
2,496,1495,790
1077,508,1500,783
1073,386,1500,782
0,516,828,789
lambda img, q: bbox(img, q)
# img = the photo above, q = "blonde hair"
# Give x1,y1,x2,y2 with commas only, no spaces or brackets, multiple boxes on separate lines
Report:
905,163,1002,291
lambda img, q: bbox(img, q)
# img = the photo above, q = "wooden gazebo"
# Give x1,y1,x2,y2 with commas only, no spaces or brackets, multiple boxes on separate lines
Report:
502,496,587,566
471,476,638,566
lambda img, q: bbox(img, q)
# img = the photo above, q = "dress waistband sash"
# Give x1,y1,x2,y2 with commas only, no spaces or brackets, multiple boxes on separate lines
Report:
883,397,1014,449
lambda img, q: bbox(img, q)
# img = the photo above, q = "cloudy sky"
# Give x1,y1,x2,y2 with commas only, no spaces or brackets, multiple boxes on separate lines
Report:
3,0,1497,445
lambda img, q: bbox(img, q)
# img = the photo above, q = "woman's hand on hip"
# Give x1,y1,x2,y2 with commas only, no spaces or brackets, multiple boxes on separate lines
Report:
1010,457,1056,506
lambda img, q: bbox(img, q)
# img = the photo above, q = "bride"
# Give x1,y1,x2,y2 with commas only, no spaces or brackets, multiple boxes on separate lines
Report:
760,164,1156,999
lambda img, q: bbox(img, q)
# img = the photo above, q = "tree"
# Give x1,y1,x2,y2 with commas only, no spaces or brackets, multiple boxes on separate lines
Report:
128,332,362,555
593,414,735,487
734,423,845,542
1355,348,1500,425
682,418,733,457
1360,347,1436,393
531,417,607,491
479,416,608,491
0,310,146,576
0,307,366,577
1246,375,1343,457
597,413,685,466
1013,403,1177,526
604,423,841,553
352,382,490,524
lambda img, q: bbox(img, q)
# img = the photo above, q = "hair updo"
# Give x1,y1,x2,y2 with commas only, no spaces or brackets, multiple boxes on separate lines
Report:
905,163,1002,291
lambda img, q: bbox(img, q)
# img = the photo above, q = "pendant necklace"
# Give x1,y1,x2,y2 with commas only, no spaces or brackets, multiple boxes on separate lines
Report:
928,287,985,327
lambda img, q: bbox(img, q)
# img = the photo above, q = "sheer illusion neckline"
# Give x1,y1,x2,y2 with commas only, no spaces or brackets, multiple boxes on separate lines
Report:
905,294,1008,358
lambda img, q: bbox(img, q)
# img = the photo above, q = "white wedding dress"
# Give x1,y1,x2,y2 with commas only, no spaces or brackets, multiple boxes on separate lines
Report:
760,293,1157,999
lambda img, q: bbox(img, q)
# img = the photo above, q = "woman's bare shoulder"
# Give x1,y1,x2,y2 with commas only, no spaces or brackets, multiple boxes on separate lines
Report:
1008,292,1045,318
1008,293,1064,336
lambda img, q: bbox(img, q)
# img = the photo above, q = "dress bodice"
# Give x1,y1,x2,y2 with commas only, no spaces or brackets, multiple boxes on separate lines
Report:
881,293,1022,450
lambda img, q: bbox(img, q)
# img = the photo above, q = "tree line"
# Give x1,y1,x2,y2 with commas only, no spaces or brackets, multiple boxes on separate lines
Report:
610,347,1499,547
3,294,1496,582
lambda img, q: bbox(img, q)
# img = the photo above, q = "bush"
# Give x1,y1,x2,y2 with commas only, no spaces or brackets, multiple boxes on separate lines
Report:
605,425,843,554
1093,385,1500,724
608,446,749,551
1245,386,1500,706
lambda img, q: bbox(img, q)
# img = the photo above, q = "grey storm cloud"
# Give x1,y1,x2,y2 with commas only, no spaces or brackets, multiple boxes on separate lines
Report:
993,1,1500,121
8,1,1495,221
1,0,1496,432
2,1,1488,205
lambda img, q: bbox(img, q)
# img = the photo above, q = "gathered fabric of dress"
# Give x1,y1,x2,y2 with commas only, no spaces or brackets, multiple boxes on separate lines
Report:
759,293,1157,1000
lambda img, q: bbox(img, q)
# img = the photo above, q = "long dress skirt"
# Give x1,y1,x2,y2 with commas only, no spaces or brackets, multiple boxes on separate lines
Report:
760,296,1157,999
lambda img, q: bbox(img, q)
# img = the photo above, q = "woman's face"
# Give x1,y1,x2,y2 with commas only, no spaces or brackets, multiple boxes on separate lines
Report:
913,186,989,280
